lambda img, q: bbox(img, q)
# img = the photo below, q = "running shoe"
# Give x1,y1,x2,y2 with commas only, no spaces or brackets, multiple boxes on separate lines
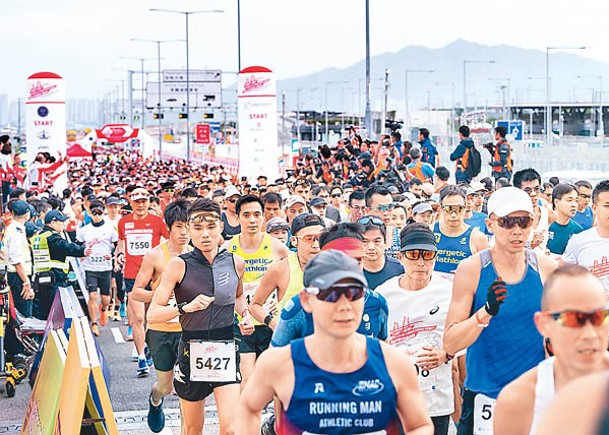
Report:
147,394,165,433
91,323,100,337
112,309,120,321
99,309,108,327
145,346,154,367
137,358,150,378
119,301,126,318
126,325,133,341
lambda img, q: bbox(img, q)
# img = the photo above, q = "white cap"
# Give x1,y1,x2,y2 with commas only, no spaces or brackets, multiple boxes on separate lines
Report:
285,195,306,209
224,186,241,199
486,186,534,217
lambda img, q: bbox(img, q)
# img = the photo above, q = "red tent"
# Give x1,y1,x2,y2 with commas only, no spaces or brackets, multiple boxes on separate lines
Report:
67,143,92,158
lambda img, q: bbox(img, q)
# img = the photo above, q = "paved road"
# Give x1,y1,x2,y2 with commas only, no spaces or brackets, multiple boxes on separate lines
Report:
0,317,220,434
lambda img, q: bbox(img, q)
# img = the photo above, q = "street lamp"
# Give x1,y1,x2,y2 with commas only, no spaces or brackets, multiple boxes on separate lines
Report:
576,75,603,136
119,57,157,132
546,46,587,146
364,0,372,139
463,60,495,112
488,77,512,118
131,38,183,160
404,69,434,129
150,9,224,161
325,81,348,140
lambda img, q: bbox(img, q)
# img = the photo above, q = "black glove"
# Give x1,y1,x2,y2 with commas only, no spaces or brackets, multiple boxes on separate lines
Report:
485,279,507,316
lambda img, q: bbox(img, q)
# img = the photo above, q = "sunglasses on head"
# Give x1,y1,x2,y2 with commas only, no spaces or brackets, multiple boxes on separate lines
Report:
545,308,609,328
294,179,311,187
305,283,366,302
358,216,385,227
496,215,533,229
189,212,220,224
402,249,437,261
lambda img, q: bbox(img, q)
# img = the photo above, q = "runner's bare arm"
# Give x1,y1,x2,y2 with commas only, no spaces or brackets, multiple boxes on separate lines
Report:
536,251,559,283
250,260,284,324
270,237,291,261
493,370,536,435
236,347,292,435
131,248,158,303
381,342,434,435
147,257,185,324
471,228,490,254
443,255,486,355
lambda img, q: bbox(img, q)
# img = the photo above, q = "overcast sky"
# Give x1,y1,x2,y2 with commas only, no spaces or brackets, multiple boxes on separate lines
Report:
3,0,609,100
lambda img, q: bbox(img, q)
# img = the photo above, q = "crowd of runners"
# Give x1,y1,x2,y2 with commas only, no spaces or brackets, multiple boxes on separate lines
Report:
1,127,609,434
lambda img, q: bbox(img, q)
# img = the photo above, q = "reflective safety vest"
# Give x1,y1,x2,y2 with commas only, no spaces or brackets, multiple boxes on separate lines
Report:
31,231,69,274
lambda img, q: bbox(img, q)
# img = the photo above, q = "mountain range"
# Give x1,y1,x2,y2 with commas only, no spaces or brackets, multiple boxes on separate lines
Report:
274,39,609,118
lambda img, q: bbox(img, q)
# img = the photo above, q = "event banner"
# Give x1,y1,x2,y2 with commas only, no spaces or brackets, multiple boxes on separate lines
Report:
25,71,68,191
237,66,279,181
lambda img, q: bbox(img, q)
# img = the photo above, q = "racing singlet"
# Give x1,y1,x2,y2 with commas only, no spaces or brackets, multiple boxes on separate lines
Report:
278,253,303,313
466,248,545,399
433,222,474,276
278,337,401,434
147,241,193,333
229,233,275,325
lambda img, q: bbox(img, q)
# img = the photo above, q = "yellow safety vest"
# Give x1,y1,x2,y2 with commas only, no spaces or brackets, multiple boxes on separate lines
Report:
31,231,69,274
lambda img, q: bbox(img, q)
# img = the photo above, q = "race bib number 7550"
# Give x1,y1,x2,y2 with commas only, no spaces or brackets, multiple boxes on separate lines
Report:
126,233,152,256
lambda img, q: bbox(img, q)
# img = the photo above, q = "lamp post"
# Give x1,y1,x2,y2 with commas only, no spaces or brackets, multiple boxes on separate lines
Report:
546,46,587,146
404,69,434,129
382,68,390,137
463,60,495,113
488,77,512,119
119,57,157,132
131,39,183,160
576,75,603,136
150,9,224,161
324,81,349,141
364,0,372,139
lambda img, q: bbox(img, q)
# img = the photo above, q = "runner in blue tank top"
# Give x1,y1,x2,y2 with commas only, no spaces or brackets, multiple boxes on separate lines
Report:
444,187,557,435
238,250,433,435
433,186,489,277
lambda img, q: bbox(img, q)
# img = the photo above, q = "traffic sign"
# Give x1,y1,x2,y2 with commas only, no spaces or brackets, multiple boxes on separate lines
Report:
196,124,211,144
497,120,524,141
162,69,222,83
146,82,222,109
95,124,139,143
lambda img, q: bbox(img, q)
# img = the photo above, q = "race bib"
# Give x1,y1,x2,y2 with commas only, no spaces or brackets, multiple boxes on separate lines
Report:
126,233,153,256
414,364,436,391
189,339,237,382
473,393,496,435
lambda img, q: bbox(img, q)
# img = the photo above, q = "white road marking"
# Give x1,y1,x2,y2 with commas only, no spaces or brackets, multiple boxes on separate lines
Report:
111,327,126,343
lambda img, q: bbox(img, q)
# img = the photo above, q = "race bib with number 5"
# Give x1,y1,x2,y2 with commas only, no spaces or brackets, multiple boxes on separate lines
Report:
189,340,237,382
126,233,153,256
473,393,496,435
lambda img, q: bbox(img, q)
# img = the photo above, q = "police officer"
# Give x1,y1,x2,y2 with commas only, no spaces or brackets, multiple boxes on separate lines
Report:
31,209,91,320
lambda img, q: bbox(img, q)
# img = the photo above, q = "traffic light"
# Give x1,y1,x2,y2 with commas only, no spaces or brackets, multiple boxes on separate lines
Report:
178,113,188,119
153,113,164,119
203,113,214,119
133,115,140,121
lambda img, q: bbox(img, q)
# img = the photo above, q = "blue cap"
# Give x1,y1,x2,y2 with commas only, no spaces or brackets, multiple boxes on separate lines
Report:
11,200,30,217
45,209,68,224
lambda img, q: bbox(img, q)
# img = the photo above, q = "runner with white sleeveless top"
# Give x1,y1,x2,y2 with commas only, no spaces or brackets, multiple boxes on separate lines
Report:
494,265,609,435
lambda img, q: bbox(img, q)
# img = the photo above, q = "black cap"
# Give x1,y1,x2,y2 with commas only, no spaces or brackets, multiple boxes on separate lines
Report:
400,227,437,252
291,213,325,235
310,197,327,208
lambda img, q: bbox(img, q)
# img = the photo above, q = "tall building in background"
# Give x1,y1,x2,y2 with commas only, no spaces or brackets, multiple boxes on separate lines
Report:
0,94,8,126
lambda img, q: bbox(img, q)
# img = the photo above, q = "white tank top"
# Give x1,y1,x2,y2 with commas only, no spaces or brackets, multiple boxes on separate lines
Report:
529,357,555,435
529,203,549,250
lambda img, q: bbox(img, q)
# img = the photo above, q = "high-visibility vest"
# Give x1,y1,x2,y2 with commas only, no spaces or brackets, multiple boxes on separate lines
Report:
31,231,69,274
493,140,513,173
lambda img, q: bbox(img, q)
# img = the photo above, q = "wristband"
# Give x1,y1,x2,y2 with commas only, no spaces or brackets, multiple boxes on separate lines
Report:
263,314,274,326
177,302,188,315
475,310,490,328
445,351,454,361
240,308,250,317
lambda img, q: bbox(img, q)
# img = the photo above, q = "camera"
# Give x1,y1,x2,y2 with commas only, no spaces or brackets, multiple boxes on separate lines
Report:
385,120,403,132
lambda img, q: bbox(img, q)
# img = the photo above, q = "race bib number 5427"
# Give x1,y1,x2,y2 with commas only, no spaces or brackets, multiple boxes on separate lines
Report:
189,340,237,382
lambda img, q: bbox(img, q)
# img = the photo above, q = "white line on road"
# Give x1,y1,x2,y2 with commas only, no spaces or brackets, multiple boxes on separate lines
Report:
111,327,126,343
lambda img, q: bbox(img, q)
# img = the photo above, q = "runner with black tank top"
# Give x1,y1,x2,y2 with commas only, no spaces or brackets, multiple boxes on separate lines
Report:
237,250,433,435
221,186,241,240
493,265,609,435
147,198,254,435
444,187,557,435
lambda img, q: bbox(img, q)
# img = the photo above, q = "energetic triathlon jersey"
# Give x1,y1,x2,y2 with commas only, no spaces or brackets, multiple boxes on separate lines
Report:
271,289,389,347
147,241,193,333
173,248,237,336
466,248,545,399
433,222,474,275
277,253,303,313
278,337,401,434
529,357,555,435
